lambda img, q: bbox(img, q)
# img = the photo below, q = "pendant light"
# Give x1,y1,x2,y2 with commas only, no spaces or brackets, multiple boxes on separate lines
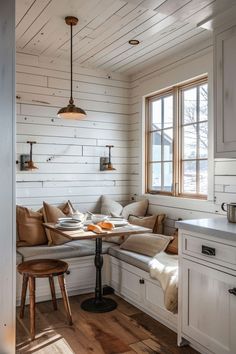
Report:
57,16,86,120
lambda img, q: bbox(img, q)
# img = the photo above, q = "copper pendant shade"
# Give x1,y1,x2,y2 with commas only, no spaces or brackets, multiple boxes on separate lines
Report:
58,16,86,120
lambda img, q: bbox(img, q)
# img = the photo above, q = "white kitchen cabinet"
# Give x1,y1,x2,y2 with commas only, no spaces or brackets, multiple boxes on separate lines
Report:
215,24,236,157
176,218,236,354
181,258,236,354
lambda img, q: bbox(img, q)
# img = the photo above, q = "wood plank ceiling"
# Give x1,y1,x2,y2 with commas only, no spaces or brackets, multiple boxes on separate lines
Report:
16,0,236,75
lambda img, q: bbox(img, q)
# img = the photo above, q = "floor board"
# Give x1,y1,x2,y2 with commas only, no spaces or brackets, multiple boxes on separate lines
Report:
16,294,199,354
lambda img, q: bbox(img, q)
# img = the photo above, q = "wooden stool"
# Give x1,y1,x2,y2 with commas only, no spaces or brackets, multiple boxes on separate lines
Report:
17,259,73,340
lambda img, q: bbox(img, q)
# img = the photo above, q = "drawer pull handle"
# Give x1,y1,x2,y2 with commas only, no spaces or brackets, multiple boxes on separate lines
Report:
228,288,236,296
202,245,215,256
139,278,145,284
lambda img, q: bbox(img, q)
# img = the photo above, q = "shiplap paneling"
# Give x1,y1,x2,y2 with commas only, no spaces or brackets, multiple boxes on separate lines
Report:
130,44,236,233
15,0,236,75
16,52,132,212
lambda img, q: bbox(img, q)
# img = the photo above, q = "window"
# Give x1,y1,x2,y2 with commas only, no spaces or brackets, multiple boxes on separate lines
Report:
146,77,208,198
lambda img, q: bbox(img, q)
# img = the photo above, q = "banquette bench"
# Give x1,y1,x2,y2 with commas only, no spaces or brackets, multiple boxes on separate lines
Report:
16,197,178,332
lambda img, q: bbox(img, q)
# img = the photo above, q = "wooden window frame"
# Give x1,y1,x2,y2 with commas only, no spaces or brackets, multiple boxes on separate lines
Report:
146,76,208,199
146,89,174,196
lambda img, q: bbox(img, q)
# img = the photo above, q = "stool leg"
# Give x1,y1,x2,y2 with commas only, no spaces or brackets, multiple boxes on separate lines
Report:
49,275,57,310
20,274,29,319
58,274,72,325
29,276,36,340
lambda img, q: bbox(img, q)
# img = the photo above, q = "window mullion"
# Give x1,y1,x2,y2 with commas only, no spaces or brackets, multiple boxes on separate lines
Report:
161,98,164,191
196,85,200,194
175,86,181,196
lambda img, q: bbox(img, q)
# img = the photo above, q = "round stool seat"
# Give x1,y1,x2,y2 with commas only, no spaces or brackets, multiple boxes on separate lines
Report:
17,258,72,341
17,259,68,277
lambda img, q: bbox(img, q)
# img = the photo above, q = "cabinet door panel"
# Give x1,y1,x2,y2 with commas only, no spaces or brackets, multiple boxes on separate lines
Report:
182,259,236,354
110,261,142,302
215,25,236,156
145,279,165,309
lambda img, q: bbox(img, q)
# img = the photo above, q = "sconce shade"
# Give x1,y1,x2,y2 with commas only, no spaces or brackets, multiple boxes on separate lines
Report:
27,141,38,170
27,160,38,170
106,163,116,171
57,16,86,120
57,102,86,120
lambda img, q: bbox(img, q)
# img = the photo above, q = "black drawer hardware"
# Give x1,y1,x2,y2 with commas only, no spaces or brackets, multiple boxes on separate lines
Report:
139,278,145,284
202,245,215,256
228,288,236,296
66,270,70,275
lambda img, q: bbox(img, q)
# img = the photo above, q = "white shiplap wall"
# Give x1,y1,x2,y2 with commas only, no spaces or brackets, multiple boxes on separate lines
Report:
16,53,135,211
16,44,236,227
129,42,236,234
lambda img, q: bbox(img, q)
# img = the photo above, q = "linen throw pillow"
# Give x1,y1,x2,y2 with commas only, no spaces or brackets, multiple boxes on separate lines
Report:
120,233,173,257
128,214,165,234
16,206,47,247
43,201,75,246
165,229,178,255
100,195,148,219
100,195,123,216
122,199,149,219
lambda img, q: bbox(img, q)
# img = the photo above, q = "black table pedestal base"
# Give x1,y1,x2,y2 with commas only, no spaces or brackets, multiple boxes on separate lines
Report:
81,297,117,313
81,237,117,313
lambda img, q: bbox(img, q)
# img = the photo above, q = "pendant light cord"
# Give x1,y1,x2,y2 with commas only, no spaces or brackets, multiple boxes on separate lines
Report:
70,22,73,105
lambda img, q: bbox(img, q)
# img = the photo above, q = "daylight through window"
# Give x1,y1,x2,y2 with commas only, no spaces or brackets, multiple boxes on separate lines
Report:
146,77,208,198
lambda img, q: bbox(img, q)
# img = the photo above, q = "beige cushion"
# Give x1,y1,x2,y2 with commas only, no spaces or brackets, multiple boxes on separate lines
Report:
100,195,123,216
122,199,148,219
165,229,178,255
128,214,165,234
108,245,152,272
101,196,148,219
43,201,75,246
16,206,47,247
120,233,173,257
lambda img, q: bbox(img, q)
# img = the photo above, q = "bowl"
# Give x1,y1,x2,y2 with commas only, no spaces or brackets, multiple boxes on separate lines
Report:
91,214,108,224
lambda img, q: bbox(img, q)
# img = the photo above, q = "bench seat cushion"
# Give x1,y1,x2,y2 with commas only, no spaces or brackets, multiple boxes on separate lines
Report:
108,245,152,272
17,240,115,262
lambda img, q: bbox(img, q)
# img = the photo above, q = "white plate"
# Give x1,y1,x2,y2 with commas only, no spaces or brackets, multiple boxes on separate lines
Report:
55,223,83,231
58,217,72,221
113,220,128,227
59,220,82,228
91,214,108,223
108,217,126,222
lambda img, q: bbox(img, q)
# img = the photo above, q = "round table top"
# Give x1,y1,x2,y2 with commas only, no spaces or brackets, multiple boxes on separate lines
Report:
17,259,68,277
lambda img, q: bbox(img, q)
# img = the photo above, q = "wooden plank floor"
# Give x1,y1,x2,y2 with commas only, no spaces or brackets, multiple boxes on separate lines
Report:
16,294,199,354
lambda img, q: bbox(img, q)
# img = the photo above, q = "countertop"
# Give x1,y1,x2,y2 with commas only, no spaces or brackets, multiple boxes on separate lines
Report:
176,217,236,242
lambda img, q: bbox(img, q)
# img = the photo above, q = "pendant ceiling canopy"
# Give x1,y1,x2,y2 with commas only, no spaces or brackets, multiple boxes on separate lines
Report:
57,16,86,120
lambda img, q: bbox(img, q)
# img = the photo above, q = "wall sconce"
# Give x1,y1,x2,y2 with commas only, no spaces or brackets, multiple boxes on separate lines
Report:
100,145,116,171
19,141,38,171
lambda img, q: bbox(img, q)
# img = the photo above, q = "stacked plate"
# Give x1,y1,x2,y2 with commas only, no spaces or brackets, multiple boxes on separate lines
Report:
55,218,83,230
107,217,128,227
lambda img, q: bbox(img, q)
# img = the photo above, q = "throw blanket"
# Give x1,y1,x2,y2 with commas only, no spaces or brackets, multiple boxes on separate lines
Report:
149,252,178,314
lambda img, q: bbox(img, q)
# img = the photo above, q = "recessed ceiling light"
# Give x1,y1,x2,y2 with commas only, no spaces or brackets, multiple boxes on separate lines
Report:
128,39,140,45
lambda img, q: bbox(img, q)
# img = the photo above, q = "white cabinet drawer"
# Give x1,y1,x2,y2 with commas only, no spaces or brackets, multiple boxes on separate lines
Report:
182,232,236,269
